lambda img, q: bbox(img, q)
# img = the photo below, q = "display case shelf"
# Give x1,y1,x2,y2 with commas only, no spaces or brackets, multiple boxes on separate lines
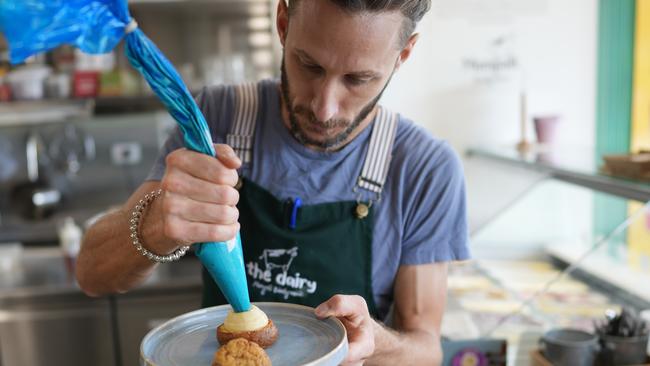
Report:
452,152,650,365
467,146,650,202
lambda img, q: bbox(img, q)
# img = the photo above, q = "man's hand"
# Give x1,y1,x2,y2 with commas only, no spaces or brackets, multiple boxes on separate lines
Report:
313,264,447,366
155,144,242,253
76,143,242,296
315,295,375,365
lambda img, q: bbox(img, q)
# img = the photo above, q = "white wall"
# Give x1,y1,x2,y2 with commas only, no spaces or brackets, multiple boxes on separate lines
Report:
381,0,598,234
383,0,597,150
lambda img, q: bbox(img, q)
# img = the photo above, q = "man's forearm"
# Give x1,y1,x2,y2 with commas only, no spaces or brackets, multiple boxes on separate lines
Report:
76,194,174,296
76,208,155,296
367,321,442,366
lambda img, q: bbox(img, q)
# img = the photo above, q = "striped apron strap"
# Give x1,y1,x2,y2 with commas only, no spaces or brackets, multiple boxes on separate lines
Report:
226,82,259,164
356,106,399,198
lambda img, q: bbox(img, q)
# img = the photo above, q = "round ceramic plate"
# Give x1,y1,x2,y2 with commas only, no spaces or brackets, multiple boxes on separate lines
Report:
140,302,347,366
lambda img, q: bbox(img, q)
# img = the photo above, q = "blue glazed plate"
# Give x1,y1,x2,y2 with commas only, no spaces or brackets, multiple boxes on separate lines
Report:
140,302,347,366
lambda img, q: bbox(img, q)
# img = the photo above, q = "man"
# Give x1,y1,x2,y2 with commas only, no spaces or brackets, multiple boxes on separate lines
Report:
76,0,470,364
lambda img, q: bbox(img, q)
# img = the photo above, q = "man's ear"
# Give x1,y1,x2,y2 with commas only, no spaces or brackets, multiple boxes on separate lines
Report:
395,33,419,71
277,0,289,47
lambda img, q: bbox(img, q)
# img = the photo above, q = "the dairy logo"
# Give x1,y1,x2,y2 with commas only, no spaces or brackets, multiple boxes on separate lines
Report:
246,246,318,300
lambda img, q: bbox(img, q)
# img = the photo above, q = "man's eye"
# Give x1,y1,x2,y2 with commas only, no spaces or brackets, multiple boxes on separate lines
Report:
302,62,324,74
345,75,370,86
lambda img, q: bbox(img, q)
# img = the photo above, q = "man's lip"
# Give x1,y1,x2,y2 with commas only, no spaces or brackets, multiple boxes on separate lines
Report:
306,123,328,134
305,123,344,138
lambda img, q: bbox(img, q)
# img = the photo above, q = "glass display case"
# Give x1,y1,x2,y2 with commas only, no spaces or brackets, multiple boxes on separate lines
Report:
444,146,650,366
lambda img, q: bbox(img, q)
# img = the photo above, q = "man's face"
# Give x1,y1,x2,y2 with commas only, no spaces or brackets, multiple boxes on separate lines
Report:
279,0,406,150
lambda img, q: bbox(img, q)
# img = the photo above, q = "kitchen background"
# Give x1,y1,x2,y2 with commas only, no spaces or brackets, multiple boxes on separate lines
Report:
1,0,649,365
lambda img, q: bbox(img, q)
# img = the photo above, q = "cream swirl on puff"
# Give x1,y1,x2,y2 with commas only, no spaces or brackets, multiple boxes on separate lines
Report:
222,305,269,332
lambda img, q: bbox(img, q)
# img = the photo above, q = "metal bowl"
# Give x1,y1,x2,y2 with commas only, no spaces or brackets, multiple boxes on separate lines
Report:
140,302,347,366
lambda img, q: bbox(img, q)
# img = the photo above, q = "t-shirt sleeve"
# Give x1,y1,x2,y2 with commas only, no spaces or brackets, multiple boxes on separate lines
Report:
144,85,233,181
400,141,470,265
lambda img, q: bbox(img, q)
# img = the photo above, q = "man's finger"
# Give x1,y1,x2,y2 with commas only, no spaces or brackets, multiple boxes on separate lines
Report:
166,149,238,186
341,327,375,365
315,295,367,321
164,194,239,224
340,362,363,366
214,144,242,169
345,333,374,362
163,215,240,244
162,169,239,205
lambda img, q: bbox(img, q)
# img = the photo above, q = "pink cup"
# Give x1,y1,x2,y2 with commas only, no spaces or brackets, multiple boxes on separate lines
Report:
534,116,560,145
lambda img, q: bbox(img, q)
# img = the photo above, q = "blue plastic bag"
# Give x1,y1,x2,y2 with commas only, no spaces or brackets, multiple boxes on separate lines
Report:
0,0,250,312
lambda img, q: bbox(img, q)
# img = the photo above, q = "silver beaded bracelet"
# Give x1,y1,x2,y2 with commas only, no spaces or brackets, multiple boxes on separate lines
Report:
129,189,190,263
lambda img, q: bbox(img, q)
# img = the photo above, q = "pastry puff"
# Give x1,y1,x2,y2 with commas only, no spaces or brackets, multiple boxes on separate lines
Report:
217,305,279,348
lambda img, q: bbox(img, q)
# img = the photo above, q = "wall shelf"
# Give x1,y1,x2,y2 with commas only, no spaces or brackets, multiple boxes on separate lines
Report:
0,100,94,127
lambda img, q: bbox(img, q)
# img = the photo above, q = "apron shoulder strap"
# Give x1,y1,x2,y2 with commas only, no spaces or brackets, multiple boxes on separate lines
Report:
356,106,399,198
226,82,260,164
227,85,397,197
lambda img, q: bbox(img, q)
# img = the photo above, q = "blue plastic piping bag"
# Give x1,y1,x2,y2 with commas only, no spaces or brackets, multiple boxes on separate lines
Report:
0,0,251,312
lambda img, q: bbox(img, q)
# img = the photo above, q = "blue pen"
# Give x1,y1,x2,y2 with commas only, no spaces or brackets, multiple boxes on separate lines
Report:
289,197,302,230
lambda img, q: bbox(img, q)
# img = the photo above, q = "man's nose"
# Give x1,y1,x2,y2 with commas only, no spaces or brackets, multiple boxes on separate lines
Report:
310,79,340,122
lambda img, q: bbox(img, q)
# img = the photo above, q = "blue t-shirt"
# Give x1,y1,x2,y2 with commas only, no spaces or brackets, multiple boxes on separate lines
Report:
147,79,470,319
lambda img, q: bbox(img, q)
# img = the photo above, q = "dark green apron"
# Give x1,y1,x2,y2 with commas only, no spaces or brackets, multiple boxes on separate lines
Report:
199,82,398,319
202,178,378,316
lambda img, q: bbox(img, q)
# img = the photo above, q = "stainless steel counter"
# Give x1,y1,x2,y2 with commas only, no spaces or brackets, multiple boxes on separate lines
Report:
0,247,202,302
0,247,204,366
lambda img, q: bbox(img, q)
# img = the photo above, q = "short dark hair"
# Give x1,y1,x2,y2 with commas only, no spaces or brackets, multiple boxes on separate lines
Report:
287,0,431,47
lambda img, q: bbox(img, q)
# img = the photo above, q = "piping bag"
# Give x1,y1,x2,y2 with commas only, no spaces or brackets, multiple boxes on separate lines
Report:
0,0,251,312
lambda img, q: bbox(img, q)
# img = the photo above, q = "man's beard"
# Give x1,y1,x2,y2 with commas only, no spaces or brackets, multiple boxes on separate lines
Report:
280,57,391,151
